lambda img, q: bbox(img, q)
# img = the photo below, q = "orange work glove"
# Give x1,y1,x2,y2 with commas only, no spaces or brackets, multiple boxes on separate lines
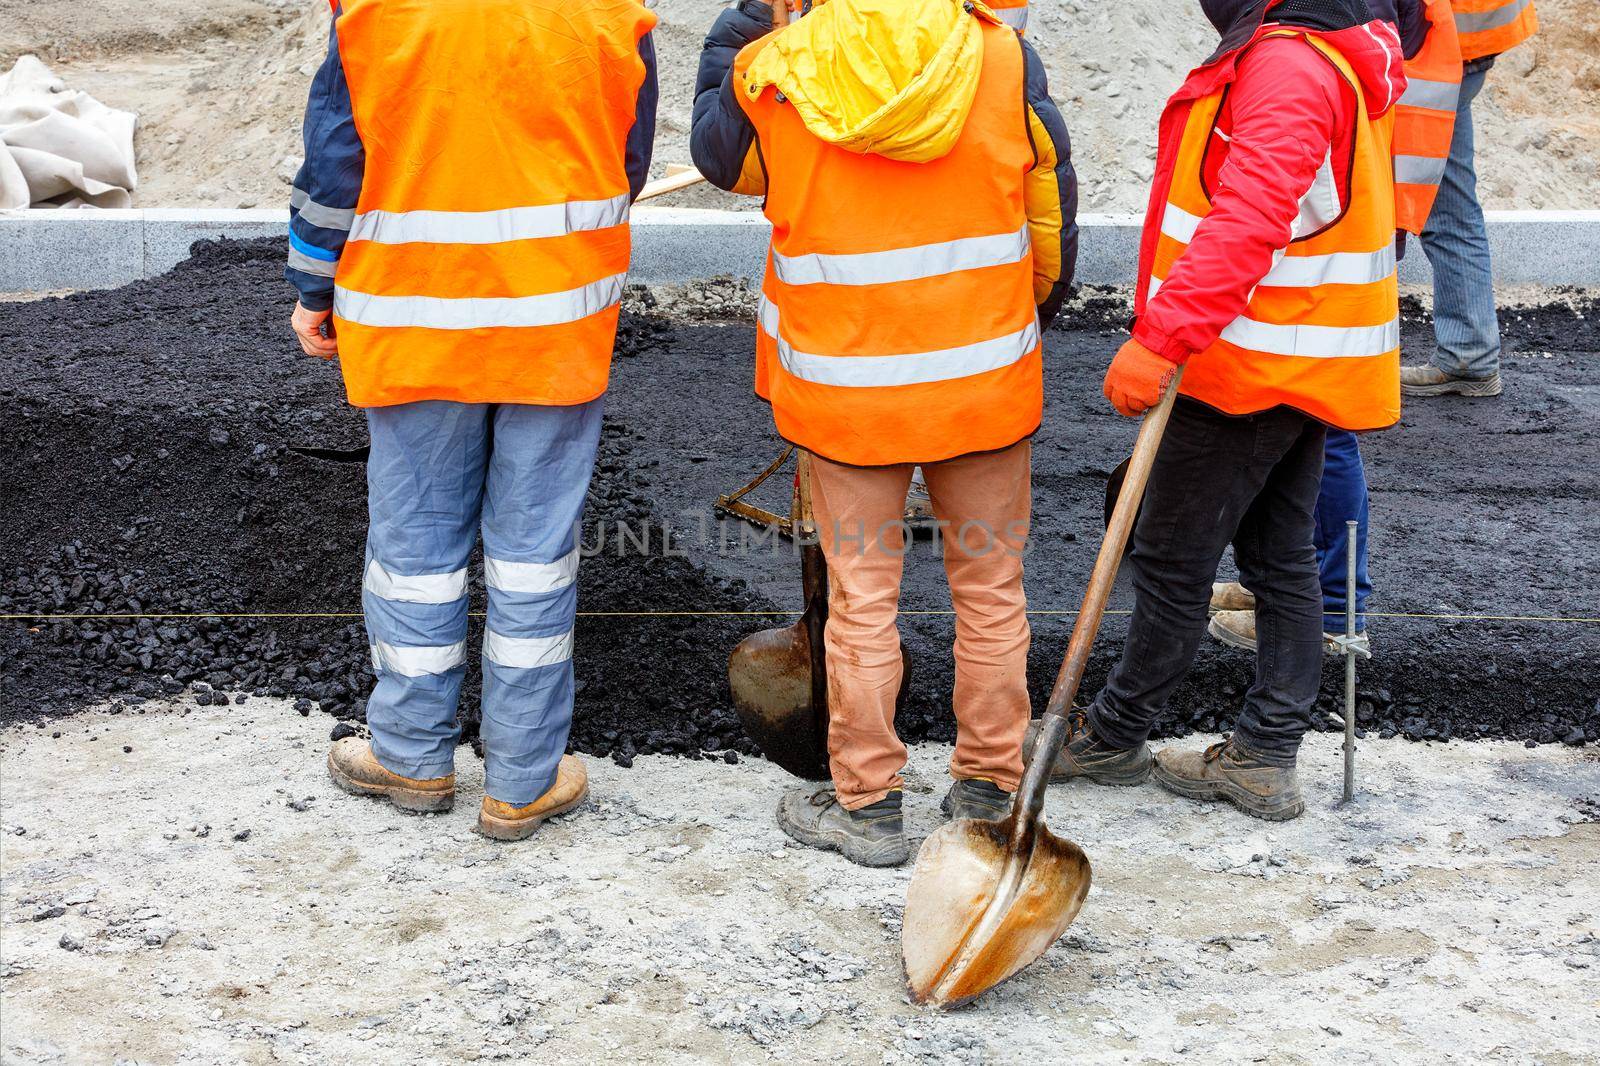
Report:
1103,338,1178,417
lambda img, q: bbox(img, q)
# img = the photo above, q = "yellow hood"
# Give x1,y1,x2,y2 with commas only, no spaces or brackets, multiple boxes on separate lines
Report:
742,0,1000,164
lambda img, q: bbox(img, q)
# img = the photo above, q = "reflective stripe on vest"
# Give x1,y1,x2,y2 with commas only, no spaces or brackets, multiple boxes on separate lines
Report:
1142,32,1401,431
334,273,625,331
732,14,1043,466
990,2,1028,30
329,0,656,407
771,226,1030,287
1452,0,1537,60
1394,0,1462,233
759,296,1040,387
348,195,631,246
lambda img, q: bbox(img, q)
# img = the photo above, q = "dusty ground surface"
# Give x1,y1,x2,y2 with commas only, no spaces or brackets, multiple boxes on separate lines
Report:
3,699,1598,1064
2,0,1596,211
3,238,1595,758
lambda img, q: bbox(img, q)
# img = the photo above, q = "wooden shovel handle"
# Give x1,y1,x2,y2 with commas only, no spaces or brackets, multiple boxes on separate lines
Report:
1013,368,1186,830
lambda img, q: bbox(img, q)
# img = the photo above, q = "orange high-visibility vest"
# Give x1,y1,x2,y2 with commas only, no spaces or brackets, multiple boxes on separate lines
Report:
329,0,656,408
1394,0,1462,234
732,16,1041,467
1143,32,1401,432
1452,0,1537,61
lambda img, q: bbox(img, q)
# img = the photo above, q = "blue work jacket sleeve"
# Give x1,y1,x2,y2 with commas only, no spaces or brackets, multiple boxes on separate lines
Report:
1022,38,1079,329
285,9,364,313
689,1,772,193
626,32,660,201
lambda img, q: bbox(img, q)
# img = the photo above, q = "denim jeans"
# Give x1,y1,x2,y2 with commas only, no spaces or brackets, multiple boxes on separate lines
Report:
1314,429,1370,633
1087,400,1327,764
362,398,603,804
1419,58,1500,380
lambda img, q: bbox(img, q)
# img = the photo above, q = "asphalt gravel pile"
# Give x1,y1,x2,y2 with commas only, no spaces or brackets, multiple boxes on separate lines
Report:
2,237,1597,761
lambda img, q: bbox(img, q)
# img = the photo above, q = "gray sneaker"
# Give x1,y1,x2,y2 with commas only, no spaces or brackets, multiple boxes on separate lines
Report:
940,778,1012,822
1151,737,1305,821
1022,712,1152,786
1400,364,1502,397
776,787,910,867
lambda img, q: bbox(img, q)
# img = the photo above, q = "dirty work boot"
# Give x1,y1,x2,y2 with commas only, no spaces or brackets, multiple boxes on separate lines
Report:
1210,581,1256,613
1400,364,1502,398
477,755,589,841
1208,609,1373,659
1151,737,1305,821
1022,712,1152,786
327,738,454,813
776,787,909,868
940,778,1012,822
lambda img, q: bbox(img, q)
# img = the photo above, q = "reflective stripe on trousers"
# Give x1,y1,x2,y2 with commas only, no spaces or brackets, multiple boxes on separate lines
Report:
758,297,1039,387
362,398,602,804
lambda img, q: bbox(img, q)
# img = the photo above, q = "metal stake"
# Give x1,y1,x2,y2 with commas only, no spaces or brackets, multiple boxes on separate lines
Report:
1342,519,1359,803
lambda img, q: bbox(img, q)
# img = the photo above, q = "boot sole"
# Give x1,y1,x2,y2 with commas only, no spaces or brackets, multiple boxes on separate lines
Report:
1400,376,1502,398
1152,762,1305,821
327,752,455,814
476,786,589,842
777,804,910,868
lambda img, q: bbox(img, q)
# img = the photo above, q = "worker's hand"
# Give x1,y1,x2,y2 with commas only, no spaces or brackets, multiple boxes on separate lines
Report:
292,302,338,359
1103,337,1178,417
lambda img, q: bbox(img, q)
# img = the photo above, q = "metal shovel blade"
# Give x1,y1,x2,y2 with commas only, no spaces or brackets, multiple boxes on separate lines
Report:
728,615,830,781
903,812,1090,1009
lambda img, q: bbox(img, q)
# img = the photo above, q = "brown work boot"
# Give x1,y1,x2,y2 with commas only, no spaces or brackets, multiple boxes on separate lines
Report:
1022,712,1152,787
1210,581,1256,612
1151,737,1304,821
477,755,589,841
327,738,455,813
1208,609,1373,659
1400,363,1502,398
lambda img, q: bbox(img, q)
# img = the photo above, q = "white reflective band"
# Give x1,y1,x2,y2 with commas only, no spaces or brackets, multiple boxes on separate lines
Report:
993,4,1029,30
1395,154,1449,186
772,226,1030,287
363,560,468,604
288,248,337,278
482,628,575,670
1291,150,1342,239
1219,316,1400,359
1259,246,1395,288
759,297,1038,388
290,188,356,231
348,195,630,246
1398,77,1461,111
484,550,579,595
334,274,624,330
1159,202,1203,244
1455,0,1531,34
370,639,466,678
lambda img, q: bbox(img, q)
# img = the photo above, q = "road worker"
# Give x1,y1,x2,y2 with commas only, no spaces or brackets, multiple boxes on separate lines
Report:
1401,0,1536,398
1028,0,1404,821
285,0,658,839
1209,0,1455,657
691,0,1076,866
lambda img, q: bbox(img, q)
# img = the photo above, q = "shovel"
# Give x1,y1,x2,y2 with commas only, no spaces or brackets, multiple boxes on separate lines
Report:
726,451,832,780
727,450,914,780
902,369,1185,1009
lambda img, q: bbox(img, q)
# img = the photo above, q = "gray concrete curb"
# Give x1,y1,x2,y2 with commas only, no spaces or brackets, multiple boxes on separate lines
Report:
4,206,1599,294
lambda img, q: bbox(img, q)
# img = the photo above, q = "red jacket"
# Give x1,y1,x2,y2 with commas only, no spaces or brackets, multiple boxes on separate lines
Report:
1133,13,1406,364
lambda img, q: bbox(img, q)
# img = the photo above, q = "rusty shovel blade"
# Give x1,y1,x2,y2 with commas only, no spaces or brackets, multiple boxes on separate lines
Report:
727,614,830,781
902,812,1091,1009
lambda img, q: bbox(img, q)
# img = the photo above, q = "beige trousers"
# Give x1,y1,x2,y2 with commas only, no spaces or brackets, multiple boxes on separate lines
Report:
808,441,1032,809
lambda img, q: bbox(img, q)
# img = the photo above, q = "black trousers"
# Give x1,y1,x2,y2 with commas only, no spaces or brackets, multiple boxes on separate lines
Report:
1087,399,1328,764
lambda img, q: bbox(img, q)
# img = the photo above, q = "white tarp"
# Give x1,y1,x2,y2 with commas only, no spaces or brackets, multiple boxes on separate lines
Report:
1,55,138,209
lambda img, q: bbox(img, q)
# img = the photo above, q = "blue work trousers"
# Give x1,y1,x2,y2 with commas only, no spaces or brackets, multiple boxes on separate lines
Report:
361,399,603,805
1313,429,1371,634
